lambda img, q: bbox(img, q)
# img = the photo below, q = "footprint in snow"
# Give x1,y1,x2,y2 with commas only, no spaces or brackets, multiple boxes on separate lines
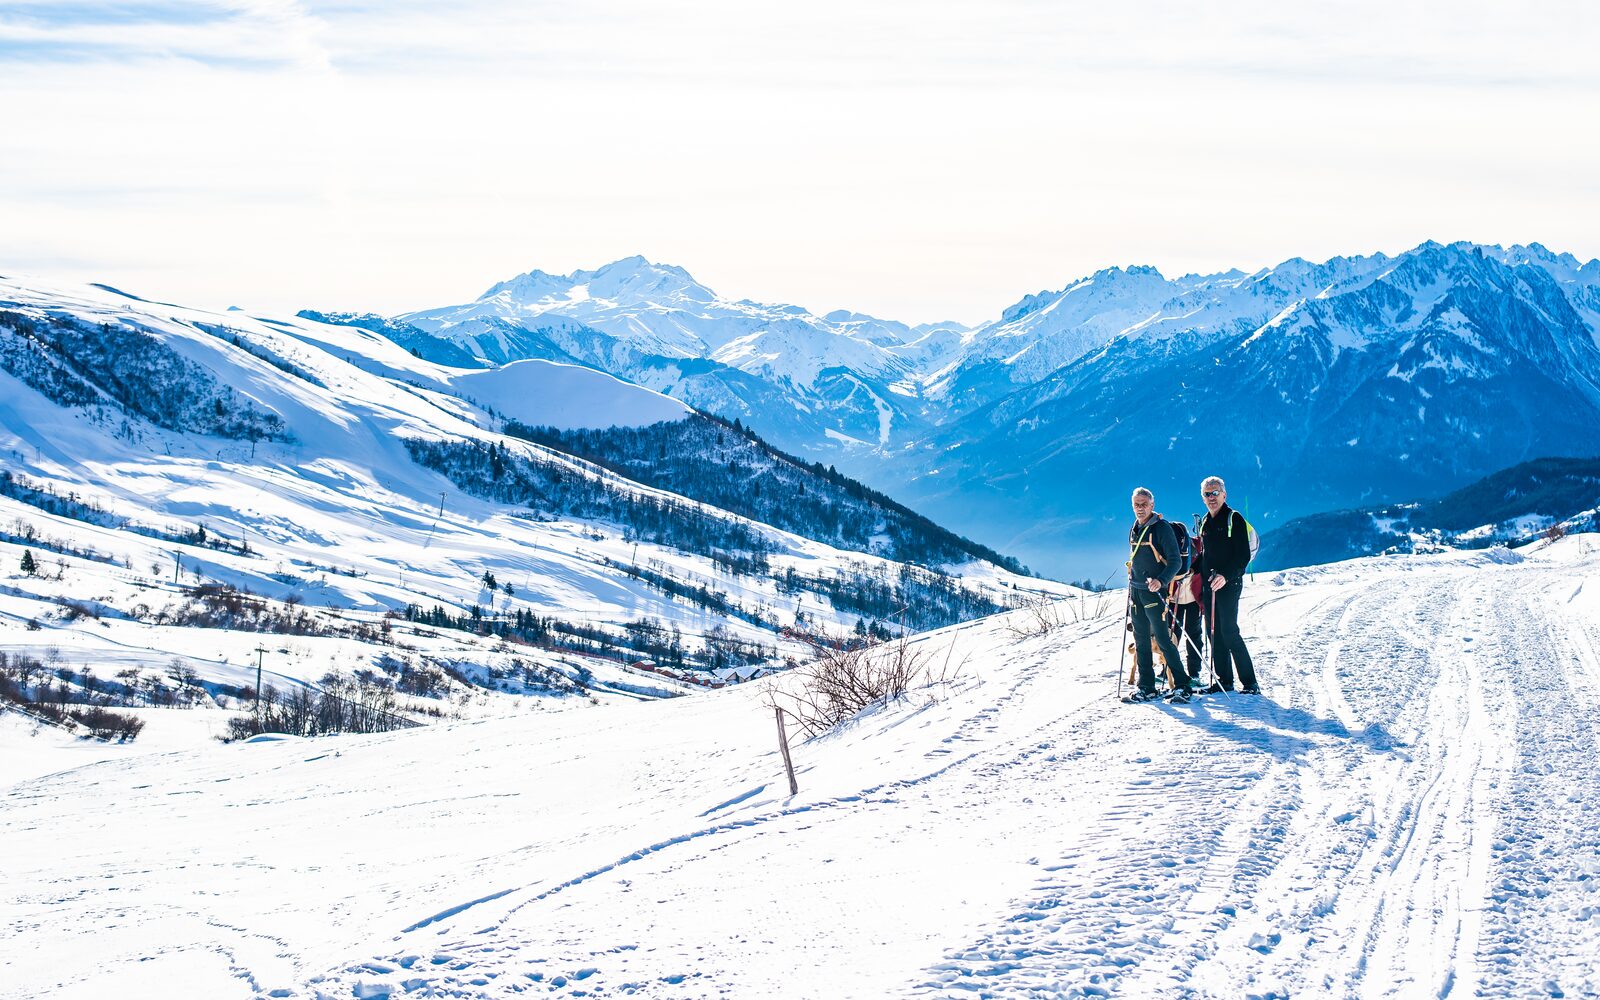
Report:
1246,931,1282,953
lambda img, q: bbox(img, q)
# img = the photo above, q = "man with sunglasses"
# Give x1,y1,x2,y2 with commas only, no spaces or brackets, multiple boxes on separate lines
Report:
1123,487,1193,704
1196,476,1260,694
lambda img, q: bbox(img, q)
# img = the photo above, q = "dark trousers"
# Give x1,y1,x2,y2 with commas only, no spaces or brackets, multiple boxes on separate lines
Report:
1131,593,1188,693
1170,601,1203,680
1204,580,1257,689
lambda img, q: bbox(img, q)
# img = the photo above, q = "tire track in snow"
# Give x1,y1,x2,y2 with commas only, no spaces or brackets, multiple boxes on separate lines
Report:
914,572,1507,1000
1474,572,1600,1000
1177,573,1509,999
911,590,1364,1000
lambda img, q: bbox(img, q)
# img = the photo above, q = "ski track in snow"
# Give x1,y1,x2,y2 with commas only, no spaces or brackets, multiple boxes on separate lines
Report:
7,547,1600,998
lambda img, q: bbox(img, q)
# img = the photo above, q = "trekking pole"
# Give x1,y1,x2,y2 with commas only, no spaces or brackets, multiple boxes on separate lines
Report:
1208,584,1232,699
1114,593,1132,700
1175,622,1206,673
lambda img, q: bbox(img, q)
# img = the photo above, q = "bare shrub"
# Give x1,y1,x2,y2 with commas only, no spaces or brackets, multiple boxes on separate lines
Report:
71,706,145,741
219,672,421,741
1543,522,1568,546
1004,590,1114,639
767,633,964,738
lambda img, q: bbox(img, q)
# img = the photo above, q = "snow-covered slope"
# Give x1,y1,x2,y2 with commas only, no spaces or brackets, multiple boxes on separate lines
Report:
6,538,1598,998
0,275,1043,731
440,359,691,430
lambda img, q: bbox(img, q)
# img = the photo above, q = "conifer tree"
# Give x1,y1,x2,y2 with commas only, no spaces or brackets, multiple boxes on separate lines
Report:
20,549,37,575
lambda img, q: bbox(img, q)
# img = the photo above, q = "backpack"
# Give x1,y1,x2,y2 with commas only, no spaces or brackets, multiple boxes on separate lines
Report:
1200,510,1261,567
1230,511,1261,566
1169,521,1192,576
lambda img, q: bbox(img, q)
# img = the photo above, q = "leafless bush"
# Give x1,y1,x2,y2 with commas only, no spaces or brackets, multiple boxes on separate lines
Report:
0,652,146,741
70,706,146,741
1543,522,1568,546
1004,590,1114,639
767,632,965,738
220,672,420,741
58,599,100,621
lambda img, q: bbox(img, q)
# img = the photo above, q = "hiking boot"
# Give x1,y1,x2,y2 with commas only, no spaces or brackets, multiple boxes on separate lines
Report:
1239,686,1262,695
1199,682,1230,695
1123,689,1161,703
1164,687,1192,704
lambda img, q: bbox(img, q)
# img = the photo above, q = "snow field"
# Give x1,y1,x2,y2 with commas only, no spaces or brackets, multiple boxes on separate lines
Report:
5,539,1598,998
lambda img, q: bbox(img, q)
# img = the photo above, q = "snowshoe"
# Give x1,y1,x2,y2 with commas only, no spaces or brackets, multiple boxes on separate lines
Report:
1122,689,1161,704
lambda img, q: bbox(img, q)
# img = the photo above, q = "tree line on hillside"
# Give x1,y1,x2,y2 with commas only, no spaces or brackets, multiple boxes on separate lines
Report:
778,560,1009,632
0,310,292,447
404,436,777,557
2,471,252,558
505,412,1029,574
221,673,423,741
196,321,328,389
399,602,775,673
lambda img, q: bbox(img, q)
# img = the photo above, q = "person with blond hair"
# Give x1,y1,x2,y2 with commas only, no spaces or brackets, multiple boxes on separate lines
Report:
1195,476,1259,694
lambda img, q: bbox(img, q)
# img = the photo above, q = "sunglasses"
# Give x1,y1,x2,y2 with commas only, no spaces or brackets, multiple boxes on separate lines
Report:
1203,490,1222,498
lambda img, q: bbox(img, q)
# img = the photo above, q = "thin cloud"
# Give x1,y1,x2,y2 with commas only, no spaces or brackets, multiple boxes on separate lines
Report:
0,0,331,69
1,0,1597,322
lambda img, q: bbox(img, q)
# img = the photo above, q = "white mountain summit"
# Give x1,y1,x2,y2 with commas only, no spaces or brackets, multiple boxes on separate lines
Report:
405,255,923,366
400,256,959,451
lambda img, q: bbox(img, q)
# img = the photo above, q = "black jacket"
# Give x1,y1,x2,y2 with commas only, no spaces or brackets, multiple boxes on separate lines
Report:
1197,504,1251,583
1128,515,1179,595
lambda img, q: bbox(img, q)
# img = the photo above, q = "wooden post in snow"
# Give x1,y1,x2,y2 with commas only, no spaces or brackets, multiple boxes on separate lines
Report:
254,647,267,723
775,707,798,796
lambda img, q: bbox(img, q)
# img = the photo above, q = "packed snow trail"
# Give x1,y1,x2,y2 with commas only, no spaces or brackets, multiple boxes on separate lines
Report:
4,542,1600,999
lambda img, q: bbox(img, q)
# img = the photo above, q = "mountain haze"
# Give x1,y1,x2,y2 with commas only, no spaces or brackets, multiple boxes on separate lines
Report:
390,242,1600,576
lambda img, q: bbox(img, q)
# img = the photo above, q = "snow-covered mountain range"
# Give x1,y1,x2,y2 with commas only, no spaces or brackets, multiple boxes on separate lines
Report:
384,243,1600,576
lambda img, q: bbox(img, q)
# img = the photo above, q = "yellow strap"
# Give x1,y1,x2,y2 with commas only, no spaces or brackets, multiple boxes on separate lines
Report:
1129,520,1166,565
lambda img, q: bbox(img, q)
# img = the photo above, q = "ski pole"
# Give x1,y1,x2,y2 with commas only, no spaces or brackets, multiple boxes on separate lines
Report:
1174,618,1205,670
1208,584,1232,699
1115,593,1132,700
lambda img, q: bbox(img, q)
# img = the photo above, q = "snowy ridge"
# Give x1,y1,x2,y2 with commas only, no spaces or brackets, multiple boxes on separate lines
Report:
5,539,1599,997
440,360,692,431
406,256,919,379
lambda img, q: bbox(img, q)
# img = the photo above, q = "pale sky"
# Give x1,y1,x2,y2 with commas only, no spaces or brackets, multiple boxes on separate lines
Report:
2,1,1598,324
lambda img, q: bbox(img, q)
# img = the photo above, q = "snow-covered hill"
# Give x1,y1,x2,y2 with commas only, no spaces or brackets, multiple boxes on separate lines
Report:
0,275,1046,740
7,537,1598,998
